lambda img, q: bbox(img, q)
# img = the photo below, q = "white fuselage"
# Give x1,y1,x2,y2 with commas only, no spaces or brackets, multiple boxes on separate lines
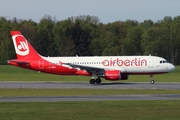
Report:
42,56,175,74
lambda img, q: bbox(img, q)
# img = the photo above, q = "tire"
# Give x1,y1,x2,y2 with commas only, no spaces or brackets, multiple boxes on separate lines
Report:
96,78,101,84
150,80,155,84
89,79,95,84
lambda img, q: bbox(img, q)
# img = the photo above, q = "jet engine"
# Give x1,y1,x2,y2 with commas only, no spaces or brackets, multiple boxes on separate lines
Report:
101,70,128,80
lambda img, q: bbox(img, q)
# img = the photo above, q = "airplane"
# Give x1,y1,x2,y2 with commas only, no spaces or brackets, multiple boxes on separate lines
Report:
8,31,175,84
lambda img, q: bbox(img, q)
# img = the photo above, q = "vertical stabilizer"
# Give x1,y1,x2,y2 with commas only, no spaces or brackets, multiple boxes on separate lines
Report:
11,31,41,60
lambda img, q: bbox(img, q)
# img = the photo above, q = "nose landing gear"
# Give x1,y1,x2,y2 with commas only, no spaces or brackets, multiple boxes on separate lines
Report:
150,74,155,84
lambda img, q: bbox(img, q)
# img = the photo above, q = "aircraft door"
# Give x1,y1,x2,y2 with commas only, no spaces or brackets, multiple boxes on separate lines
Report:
38,59,44,69
148,57,154,68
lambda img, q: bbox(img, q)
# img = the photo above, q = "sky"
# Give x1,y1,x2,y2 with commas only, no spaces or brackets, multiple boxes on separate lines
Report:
1,0,180,23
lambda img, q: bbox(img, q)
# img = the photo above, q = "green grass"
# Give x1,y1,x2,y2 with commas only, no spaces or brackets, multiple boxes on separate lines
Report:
0,89,180,97
0,101,180,120
0,65,179,82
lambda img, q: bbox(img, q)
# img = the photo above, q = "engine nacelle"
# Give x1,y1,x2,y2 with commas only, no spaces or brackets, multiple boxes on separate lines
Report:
103,70,128,81
104,70,121,80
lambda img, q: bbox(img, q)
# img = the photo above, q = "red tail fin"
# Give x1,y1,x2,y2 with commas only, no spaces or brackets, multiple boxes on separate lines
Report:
11,31,41,60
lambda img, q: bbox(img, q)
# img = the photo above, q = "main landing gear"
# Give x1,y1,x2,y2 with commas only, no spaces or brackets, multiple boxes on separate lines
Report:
150,74,155,84
89,78,102,84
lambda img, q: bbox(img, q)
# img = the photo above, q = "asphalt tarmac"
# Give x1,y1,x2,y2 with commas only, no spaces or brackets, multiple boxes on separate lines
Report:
0,82,180,102
0,81,180,89
1,94,180,102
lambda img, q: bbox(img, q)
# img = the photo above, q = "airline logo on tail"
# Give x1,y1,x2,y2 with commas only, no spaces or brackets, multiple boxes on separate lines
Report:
12,35,29,56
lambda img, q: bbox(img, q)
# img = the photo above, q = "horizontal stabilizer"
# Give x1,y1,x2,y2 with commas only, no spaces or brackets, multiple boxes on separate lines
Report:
7,59,30,66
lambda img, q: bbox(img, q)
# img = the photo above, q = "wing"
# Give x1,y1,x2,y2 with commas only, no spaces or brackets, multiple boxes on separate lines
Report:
63,63,104,74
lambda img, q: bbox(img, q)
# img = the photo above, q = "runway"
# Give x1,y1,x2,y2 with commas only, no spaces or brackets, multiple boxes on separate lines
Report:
1,94,180,102
0,81,180,89
0,82,180,102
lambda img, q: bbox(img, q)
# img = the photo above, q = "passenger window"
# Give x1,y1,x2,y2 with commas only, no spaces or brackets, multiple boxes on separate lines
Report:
160,61,162,63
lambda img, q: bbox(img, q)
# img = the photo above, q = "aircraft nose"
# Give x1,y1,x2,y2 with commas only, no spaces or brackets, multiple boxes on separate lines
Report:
169,64,175,72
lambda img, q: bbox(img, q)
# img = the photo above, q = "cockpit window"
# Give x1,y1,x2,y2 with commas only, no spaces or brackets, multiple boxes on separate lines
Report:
160,60,169,64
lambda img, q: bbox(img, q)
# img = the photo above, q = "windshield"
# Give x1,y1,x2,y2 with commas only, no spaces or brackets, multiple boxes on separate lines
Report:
160,60,169,64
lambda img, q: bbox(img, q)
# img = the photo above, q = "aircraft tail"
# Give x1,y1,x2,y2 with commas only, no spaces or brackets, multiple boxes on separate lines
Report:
11,31,41,60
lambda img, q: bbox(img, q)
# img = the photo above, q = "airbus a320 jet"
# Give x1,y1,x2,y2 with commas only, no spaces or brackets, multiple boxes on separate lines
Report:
8,31,175,84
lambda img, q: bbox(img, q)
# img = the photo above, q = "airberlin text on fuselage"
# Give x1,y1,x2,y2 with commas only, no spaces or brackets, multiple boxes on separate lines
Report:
102,58,147,67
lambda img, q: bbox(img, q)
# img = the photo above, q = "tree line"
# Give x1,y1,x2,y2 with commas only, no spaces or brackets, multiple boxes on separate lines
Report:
0,15,180,65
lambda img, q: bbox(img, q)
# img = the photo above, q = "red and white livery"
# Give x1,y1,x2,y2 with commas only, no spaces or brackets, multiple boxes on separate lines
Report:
8,31,175,84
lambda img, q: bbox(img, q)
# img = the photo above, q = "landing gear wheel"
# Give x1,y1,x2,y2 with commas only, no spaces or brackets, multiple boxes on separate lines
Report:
96,78,102,84
89,79,95,84
150,80,155,84
149,74,155,84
